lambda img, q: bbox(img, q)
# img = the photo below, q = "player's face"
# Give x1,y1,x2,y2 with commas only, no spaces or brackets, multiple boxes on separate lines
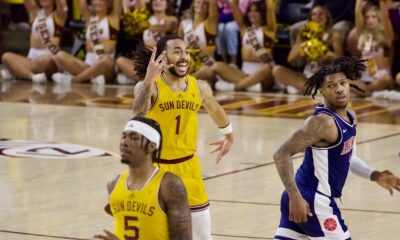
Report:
152,0,167,13
165,39,190,77
310,6,328,27
320,72,350,108
247,5,262,25
365,9,379,30
120,131,149,165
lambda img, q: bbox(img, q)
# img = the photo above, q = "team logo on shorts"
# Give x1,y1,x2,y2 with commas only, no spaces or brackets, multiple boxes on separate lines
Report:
0,139,116,159
323,218,337,231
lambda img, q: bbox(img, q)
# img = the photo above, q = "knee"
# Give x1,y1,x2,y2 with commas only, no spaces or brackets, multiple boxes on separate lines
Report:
53,50,67,62
1,52,14,64
115,56,128,69
272,65,283,78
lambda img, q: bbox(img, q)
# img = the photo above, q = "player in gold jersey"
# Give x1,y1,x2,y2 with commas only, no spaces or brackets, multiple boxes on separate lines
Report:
132,35,234,240
94,116,192,240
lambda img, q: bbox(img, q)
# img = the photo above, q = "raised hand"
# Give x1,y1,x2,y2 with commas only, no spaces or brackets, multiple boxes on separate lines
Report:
144,47,173,83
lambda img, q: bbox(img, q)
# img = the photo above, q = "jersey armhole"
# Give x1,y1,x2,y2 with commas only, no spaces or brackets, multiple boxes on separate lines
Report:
148,83,159,111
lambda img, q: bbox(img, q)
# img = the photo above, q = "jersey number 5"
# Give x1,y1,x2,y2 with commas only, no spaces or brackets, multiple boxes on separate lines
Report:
124,216,139,240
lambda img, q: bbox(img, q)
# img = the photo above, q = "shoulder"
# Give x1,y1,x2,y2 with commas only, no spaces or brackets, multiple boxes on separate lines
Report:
195,79,213,98
107,174,121,195
303,114,336,134
347,109,358,124
160,172,187,202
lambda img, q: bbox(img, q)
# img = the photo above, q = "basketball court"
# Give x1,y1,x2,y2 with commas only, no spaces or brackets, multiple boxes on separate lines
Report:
0,81,399,239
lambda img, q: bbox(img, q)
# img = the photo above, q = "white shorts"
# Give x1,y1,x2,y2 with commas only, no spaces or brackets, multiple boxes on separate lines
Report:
27,48,52,60
84,52,115,67
242,61,262,75
360,69,389,83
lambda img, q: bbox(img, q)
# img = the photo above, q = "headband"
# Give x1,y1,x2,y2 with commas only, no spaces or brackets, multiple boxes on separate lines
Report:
124,120,160,149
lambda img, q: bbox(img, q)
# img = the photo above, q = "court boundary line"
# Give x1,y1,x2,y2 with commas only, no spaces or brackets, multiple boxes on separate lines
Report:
210,199,400,215
204,132,400,181
0,230,91,240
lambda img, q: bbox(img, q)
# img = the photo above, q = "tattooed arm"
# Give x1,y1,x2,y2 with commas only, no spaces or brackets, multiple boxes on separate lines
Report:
160,172,192,240
273,114,337,223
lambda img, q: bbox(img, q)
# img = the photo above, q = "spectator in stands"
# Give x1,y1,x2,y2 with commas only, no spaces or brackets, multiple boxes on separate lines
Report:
178,0,218,84
215,0,239,67
115,0,178,84
273,4,341,94
1,0,67,83
351,0,393,97
290,0,355,57
51,0,122,85
213,0,276,92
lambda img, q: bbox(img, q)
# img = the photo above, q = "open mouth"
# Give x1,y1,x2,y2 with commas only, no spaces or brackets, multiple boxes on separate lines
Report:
176,61,188,71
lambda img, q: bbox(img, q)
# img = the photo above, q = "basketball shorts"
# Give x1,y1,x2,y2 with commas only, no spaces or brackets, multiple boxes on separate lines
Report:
156,154,209,211
275,187,351,240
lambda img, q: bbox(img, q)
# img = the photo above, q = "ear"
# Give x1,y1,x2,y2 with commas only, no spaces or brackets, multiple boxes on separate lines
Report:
319,87,325,97
147,142,157,154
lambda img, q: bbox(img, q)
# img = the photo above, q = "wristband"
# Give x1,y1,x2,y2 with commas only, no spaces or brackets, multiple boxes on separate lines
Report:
219,122,233,135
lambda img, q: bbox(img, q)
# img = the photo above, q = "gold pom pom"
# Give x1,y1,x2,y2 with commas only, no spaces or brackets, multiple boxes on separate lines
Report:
122,8,150,36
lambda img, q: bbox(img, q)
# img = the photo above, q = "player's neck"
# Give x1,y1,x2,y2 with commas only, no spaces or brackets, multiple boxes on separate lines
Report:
162,71,186,85
324,103,347,118
128,163,157,190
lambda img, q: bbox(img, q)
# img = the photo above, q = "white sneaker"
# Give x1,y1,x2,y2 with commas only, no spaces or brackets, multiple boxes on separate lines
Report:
246,83,262,93
32,73,47,83
52,72,72,84
386,90,400,101
215,80,235,92
116,73,135,85
1,69,14,81
286,85,300,94
371,90,390,99
91,74,106,85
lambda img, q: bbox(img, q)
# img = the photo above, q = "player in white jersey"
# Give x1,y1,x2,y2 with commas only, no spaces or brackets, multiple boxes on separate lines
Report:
273,57,400,239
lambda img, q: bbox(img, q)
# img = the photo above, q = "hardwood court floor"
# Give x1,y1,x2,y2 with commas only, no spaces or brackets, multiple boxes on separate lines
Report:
0,81,399,240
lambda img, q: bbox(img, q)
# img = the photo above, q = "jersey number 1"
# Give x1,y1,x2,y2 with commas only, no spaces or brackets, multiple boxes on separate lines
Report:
175,115,181,135
124,216,139,240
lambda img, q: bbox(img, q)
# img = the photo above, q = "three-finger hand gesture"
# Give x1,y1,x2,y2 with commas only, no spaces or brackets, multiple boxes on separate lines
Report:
145,47,174,83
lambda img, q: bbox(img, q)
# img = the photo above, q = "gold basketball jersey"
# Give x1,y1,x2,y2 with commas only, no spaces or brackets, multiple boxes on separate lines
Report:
146,75,202,160
110,168,168,240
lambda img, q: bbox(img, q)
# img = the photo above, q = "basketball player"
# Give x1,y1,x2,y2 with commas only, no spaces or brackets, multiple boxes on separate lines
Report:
94,116,192,240
273,57,400,239
132,35,234,240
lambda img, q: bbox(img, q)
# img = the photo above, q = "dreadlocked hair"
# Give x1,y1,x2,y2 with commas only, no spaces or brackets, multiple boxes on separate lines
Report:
304,56,366,99
131,116,163,165
132,35,182,80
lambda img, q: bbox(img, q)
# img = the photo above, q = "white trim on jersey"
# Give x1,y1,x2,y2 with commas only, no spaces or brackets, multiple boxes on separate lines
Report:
313,149,331,196
275,227,307,239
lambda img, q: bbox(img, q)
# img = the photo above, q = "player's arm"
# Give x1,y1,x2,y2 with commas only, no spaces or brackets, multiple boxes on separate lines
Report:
132,49,170,117
198,80,234,163
104,175,120,216
348,110,400,194
160,172,192,240
273,115,335,223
